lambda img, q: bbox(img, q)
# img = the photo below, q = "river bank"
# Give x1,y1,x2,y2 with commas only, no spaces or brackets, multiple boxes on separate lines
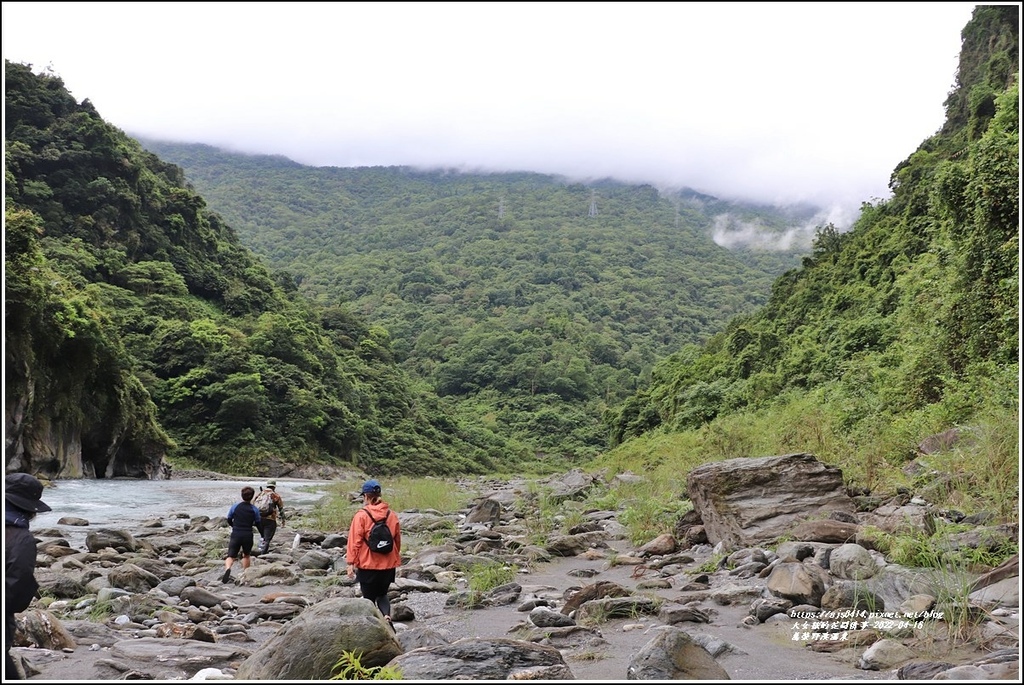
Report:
15,465,1019,680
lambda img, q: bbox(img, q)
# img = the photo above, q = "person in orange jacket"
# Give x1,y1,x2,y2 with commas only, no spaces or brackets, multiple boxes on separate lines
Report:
346,479,401,630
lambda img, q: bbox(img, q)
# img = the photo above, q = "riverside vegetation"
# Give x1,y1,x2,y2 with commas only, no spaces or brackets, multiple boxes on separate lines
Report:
4,2,1018,587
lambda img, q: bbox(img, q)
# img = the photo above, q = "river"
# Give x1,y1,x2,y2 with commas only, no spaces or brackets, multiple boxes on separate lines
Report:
31,477,335,546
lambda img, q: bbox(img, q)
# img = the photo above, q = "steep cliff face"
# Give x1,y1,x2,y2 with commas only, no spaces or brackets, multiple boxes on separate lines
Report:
940,4,1019,139
5,374,172,481
3,337,173,483
6,404,95,479
4,203,173,481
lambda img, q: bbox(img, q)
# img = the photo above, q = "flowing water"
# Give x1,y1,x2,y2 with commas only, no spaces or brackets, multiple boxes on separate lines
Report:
30,477,333,547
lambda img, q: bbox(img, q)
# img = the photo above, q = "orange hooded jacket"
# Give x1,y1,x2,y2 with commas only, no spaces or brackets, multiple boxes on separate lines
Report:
346,498,401,570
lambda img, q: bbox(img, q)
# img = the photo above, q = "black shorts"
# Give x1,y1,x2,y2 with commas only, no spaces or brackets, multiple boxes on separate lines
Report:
356,567,396,599
227,532,255,559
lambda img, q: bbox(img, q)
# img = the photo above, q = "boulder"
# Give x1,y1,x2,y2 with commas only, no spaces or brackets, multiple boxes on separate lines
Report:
388,637,574,680
235,597,399,679
686,453,856,549
626,627,731,679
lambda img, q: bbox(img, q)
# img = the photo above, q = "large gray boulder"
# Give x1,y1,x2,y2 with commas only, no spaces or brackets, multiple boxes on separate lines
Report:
465,497,502,524
106,563,161,593
235,597,400,680
686,453,856,549
110,638,251,677
627,627,731,679
766,561,829,606
85,528,138,553
12,609,76,651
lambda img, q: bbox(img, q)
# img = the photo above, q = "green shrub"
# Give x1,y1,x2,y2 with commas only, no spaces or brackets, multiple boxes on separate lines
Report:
87,599,115,621
465,561,516,593
330,650,402,680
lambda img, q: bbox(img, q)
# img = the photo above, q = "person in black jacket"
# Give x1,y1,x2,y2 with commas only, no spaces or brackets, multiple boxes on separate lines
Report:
5,473,51,680
222,486,261,584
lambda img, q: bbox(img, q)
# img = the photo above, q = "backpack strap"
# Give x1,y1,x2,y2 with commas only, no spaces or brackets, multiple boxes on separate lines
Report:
362,507,377,524
362,507,389,523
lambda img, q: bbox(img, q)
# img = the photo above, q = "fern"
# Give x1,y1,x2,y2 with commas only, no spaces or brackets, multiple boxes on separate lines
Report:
329,650,402,680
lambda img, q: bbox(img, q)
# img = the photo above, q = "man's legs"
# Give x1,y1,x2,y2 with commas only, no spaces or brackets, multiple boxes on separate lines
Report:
260,520,277,553
241,536,254,570
375,594,392,620
255,520,265,554
223,533,242,582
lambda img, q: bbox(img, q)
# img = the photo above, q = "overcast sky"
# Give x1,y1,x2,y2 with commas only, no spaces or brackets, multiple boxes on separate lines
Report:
4,2,981,228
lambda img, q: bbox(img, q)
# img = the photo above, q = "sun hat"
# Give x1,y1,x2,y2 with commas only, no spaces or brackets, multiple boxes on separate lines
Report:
5,473,52,513
266,479,277,488
361,479,382,495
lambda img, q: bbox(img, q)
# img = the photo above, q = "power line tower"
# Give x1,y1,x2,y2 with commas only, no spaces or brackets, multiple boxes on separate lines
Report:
498,197,505,220
588,190,597,217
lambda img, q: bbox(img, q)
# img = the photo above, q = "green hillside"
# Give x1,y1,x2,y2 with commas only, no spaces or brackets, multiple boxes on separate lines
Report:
136,142,814,459
4,59,520,477
597,5,1019,520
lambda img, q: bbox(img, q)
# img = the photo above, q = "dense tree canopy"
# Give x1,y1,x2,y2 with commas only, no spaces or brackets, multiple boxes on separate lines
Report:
5,59,520,477
606,5,1018,447
138,141,812,459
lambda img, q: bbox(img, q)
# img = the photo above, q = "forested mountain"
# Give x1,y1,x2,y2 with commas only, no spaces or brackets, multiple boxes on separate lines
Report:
136,141,813,459
4,59,520,478
5,5,1015,496
598,5,1018,513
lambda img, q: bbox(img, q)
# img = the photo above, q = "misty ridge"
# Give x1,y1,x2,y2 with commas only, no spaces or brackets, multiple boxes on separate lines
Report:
145,136,846,255
711,214,821,252
346,158,860,247
179,142,858,251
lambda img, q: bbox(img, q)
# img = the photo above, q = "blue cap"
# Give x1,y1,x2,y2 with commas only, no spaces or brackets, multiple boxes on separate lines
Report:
361,479,382,495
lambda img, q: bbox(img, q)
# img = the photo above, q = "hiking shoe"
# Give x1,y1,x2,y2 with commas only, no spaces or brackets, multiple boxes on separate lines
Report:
221,569,231,583
385,615,395,633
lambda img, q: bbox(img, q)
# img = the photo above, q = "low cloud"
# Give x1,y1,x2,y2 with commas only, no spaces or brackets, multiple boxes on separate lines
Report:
1,3,975,230
710,205,854,253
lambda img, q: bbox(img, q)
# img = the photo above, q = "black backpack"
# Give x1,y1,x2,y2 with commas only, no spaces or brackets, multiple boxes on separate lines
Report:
363,508,394,554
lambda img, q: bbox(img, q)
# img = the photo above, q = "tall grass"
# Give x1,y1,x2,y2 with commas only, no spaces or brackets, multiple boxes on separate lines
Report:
584,476,692,546
868,524,1006,645
464,561,517,593
298,476,469,532
380,476,470,513
521,482,559,544
587,378,1018,525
